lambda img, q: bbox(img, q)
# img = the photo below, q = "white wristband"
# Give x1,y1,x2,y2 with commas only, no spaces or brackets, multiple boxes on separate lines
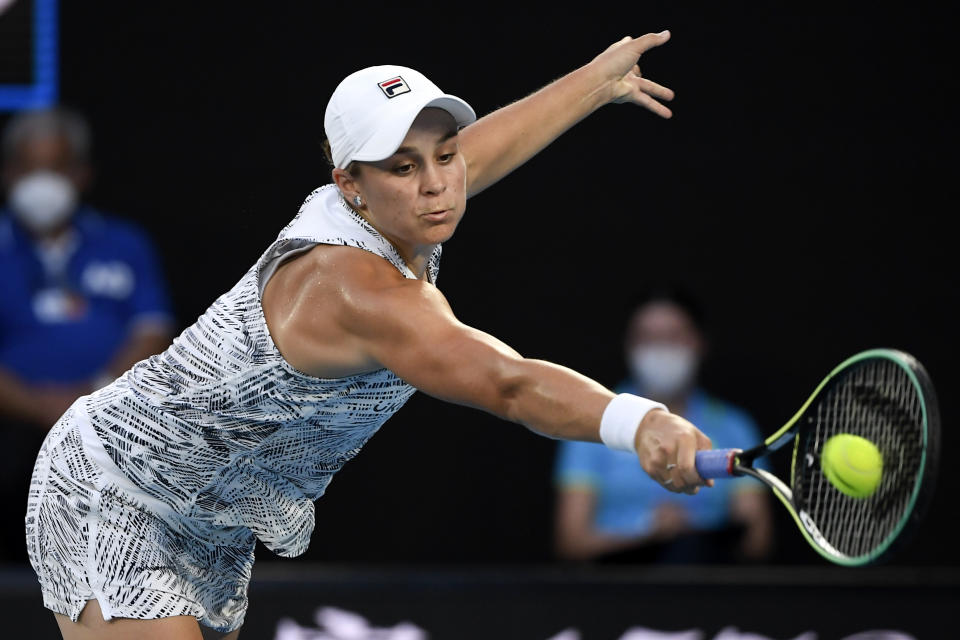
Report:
599,393,668,453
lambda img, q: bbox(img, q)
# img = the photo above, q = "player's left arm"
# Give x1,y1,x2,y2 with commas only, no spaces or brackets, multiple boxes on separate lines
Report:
460,30,675,197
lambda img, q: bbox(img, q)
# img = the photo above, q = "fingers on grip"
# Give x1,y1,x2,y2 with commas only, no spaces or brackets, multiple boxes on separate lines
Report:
670,432,703,492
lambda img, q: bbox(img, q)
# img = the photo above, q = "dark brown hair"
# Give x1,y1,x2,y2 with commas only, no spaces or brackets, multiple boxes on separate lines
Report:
322,139,360,176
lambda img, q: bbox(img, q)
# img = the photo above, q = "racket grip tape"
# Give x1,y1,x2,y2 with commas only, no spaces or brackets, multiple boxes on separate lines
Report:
695,449,739,479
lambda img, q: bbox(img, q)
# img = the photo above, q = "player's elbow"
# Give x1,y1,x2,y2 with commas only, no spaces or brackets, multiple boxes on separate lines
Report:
489,356,536,425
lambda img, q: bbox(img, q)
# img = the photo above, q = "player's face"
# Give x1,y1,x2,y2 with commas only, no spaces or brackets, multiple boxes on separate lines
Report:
352,108,467,261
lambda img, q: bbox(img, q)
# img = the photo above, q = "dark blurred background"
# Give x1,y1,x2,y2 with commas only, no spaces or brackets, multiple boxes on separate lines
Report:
3,0,956,573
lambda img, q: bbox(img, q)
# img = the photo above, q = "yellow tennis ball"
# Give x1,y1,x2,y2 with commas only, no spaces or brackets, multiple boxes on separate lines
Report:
821,434,883,498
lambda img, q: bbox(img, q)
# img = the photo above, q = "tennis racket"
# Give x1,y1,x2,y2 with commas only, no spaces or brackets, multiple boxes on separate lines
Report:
694,348,940,566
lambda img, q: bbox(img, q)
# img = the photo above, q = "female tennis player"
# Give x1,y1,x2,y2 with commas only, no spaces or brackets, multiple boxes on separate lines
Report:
26,30,712,639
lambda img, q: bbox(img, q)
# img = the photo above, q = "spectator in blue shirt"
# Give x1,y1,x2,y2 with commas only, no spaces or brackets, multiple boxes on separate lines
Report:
0,107,175,562
553,287,773,563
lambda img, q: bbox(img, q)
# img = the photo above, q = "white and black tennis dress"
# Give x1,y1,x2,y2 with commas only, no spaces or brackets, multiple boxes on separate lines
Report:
25,184,441,632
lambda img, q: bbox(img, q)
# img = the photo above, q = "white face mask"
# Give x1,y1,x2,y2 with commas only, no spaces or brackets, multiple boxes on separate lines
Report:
9,171,78,234
629,344,698,398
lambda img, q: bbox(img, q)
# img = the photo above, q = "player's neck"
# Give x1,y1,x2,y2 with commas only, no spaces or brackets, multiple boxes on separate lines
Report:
353,207,435,280
389,239,436,281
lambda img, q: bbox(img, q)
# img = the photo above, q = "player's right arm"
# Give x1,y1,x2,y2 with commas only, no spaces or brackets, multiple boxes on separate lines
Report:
460,31,674,198
263,245,709,493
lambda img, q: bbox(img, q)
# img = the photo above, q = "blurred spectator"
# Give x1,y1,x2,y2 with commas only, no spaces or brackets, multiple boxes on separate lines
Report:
0,107,174,562
553,286,773,564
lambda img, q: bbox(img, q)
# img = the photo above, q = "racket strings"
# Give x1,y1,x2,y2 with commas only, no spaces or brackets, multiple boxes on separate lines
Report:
794,358,924,560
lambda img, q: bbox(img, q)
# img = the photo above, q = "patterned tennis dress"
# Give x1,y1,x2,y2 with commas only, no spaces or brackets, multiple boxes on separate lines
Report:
25,184,441,632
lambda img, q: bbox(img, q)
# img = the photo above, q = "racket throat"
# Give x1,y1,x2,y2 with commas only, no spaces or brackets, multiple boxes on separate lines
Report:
739,467,794,503
737,443,770,468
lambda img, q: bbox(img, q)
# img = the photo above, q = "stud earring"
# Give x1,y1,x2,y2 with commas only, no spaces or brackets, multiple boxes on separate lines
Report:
353,195,363,207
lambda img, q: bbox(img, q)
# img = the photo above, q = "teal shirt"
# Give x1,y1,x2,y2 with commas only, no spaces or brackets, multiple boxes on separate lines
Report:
554,385,764,536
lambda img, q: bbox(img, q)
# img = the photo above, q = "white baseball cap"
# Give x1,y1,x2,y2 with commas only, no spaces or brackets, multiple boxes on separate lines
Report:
323,65,477,169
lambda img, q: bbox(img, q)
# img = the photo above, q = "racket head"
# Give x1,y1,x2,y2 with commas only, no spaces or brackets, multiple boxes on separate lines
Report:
785,348,941,566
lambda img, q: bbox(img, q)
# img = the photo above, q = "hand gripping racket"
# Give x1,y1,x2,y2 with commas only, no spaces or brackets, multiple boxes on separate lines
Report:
694,348,940,566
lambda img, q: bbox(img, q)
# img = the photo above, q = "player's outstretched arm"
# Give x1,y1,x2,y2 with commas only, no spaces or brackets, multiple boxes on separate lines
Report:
460,30,675,197
266,245,709,494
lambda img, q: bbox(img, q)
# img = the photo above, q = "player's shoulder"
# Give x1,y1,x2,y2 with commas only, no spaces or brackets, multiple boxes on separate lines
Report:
287,244,437,323
302,243,414,290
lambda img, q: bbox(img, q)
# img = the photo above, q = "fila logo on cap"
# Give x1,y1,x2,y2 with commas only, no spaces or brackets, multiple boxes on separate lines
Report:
378,76,410,98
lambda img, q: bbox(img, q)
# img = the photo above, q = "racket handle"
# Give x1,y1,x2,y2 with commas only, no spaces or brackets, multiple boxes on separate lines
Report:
695,449,739,479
